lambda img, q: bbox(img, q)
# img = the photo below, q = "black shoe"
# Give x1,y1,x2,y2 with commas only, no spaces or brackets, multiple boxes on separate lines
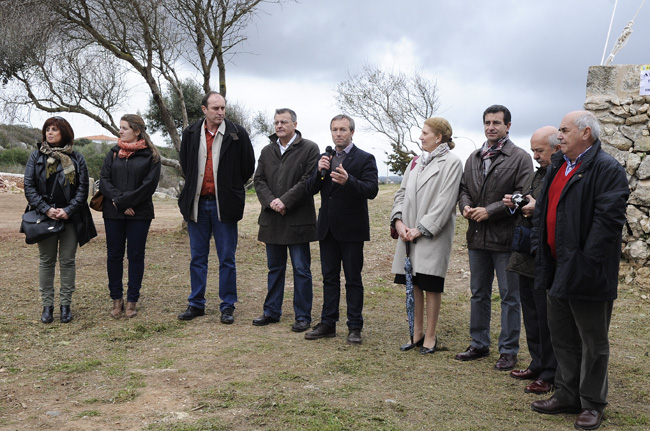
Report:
304,322,336,340
60,305,72,323
41,306,54,324
177,305,205,321
291,320,311,332
455,345,490,361
347,328,362,345
252,314,280,326
400,336,424,351
220,308,234,324
420,337,438,354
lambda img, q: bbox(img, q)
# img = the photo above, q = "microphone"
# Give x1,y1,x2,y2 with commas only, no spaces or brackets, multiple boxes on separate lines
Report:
320,146,334,179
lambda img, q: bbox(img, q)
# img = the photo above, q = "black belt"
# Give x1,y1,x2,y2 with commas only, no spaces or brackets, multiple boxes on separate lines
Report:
199,194,216,200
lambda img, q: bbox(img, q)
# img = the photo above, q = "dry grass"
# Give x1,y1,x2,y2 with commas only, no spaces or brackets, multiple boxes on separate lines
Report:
0,185,648,430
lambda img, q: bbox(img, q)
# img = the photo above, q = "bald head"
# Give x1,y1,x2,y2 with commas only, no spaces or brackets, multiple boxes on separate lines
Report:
530,126,561,168
558,111,600,163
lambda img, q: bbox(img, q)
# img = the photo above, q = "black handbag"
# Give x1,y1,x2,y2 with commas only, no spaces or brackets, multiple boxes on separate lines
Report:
20,210,65,244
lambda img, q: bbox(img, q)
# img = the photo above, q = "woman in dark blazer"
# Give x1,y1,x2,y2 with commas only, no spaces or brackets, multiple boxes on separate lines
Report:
23,116,97,324
100,114,161,318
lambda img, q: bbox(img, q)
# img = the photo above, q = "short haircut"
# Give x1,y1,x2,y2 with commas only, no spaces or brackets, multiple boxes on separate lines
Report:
547,133,560,149
483,104,511,124
330,114,355,131
275,108,297,122
42,116,74,145
574,112,600,140
201,91,225,108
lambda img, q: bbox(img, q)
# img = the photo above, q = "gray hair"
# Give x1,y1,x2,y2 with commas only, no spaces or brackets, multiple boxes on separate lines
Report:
574,111,600,140
547,133,561,149
275,108,297,122
330,114,355,131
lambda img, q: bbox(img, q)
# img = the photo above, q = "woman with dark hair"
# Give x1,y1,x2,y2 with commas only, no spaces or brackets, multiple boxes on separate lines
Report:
100,114,161,318
23,116,97,324
390,117,463,354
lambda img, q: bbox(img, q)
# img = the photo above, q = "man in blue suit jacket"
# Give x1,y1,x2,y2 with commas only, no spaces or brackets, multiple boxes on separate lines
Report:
304,114,379,344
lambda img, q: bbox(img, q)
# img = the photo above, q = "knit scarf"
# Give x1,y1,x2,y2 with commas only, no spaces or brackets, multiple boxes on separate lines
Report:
40,141,76,185
118,138,147,159
480,134,509,160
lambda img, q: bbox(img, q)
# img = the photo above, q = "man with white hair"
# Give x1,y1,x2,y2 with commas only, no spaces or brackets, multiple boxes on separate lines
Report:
530,111,629,430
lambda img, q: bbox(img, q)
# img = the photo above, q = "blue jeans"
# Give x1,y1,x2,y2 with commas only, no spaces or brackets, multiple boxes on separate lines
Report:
263,242,313,322
105,218,152,303
468,249,520,354
187,199,238,311
319,232,365,329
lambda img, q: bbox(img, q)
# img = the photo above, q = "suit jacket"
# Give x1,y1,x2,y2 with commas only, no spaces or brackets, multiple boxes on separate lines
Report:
305,144,378,242
178,118,255,223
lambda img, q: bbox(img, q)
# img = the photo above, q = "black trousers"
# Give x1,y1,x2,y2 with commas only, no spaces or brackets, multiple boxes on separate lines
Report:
520,275,556,382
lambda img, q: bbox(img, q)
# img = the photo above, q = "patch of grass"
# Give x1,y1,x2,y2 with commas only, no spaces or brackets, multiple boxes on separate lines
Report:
111,373,146,403
75,409,101,418
146,417,227,431
105,321,183,342
52,358,102,373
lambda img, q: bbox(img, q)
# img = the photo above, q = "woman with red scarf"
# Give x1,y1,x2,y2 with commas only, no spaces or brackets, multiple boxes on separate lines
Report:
100,114,161,318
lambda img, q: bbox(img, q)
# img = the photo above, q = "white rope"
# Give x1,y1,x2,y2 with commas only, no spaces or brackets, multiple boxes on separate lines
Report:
601,0,618,65
604,0,647,66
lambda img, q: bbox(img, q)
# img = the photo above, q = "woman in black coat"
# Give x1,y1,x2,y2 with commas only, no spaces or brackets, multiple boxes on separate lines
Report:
99,114,161,318
23,116,97,324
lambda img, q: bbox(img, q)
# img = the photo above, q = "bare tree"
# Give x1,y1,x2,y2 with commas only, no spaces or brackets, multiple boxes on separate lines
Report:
335,64,440,175
0,0,287,171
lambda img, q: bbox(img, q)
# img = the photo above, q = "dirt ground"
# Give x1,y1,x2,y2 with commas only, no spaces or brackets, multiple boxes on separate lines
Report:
0,184,648,431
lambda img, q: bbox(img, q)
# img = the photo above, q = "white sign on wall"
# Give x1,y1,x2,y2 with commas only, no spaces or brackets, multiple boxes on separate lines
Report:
641,65,650,96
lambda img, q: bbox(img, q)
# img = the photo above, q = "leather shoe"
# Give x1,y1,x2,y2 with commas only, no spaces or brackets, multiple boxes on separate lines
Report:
252,314,279,326
305,322,336,340
525,378,554,394
510,368,540,380
400,336,424,351
347,328,362,344
60,305,72,323
420,337,438,355
575,409,603,430
177,305,205,321
291,320,310,332
531,397,581,415
455,346,489,361
495,353,517,370
220,308,234,324
41,306,54,324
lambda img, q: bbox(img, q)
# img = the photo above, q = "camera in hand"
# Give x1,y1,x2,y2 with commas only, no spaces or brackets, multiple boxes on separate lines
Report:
511,193,529,207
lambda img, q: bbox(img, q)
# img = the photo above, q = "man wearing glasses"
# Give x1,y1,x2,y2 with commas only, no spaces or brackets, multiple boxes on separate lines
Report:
252,108,320,333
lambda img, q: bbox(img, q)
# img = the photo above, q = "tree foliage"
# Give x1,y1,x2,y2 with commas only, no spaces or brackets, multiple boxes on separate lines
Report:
0,0,286,172
335,64,440,175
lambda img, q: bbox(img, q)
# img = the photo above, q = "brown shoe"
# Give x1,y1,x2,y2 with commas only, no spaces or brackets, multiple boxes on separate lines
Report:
111,299,124,318
125,301,137,318
574,409,603,430
525,378,554,394
455,346,489,361
495,353,518,371
510,368,539,380
531,397,581,415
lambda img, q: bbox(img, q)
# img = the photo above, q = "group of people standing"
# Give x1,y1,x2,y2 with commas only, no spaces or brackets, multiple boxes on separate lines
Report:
23,94,628,431
23,114,161,323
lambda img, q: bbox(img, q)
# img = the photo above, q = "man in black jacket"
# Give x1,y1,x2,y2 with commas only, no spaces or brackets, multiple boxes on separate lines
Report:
304,114,378,344
177,91,255,324
530,111,629,431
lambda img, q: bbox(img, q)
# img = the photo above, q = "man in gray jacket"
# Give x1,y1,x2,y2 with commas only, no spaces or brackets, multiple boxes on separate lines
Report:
456,105,533,370
252,108,320,332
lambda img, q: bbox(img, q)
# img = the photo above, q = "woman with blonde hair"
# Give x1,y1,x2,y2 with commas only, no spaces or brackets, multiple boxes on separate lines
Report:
23,116,97,323
391,117,463,353
100,114,161,318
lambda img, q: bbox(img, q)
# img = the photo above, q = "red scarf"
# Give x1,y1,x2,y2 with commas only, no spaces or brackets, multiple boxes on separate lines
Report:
118,138,147,159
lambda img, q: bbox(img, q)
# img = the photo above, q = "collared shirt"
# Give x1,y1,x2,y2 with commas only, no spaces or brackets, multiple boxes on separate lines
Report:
200,122,225,196
563,146,592,175
277,132,297,156
332,142,354,171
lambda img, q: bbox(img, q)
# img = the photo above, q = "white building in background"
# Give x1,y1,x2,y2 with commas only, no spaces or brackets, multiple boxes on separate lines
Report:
80,135,118,144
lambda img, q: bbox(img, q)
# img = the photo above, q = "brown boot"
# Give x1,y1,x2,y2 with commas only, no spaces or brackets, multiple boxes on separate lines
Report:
126,301,137,318
111,298,124,318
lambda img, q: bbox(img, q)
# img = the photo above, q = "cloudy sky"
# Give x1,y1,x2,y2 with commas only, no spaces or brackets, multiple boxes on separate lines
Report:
36,0,650,170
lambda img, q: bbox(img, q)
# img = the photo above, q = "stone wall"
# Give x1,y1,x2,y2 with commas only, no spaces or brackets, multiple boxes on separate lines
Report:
585,65,650,288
